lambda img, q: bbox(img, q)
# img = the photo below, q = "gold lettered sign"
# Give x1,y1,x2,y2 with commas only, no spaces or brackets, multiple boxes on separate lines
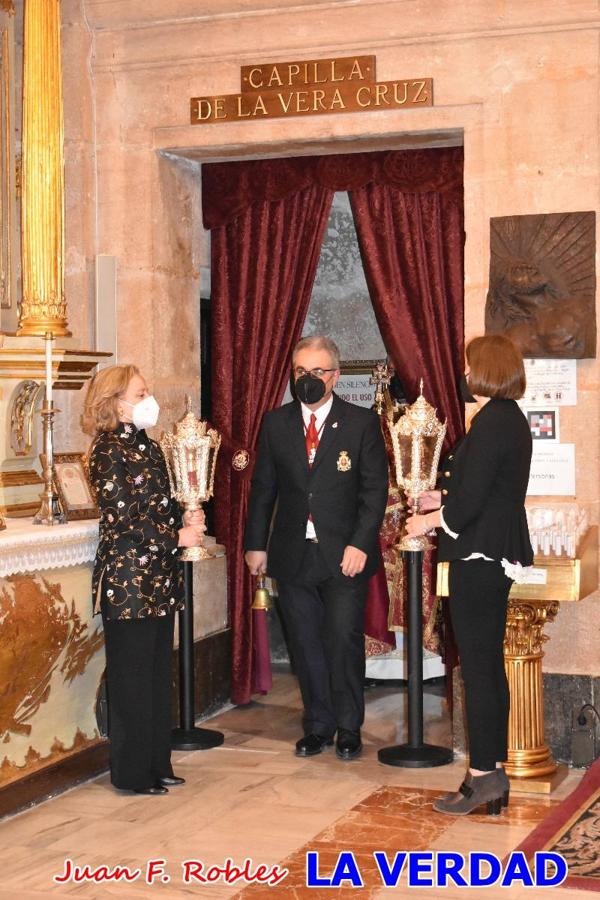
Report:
240,56,375,92
190,55,433,124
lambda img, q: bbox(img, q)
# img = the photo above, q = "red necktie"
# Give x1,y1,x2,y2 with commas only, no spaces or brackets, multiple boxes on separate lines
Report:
305,414,319,466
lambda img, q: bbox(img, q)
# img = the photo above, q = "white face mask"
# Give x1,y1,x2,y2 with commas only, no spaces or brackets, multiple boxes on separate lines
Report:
122,395,160,430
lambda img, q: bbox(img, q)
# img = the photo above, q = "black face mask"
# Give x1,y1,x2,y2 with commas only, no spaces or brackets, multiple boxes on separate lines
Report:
459,374,477,404
295,374,326,405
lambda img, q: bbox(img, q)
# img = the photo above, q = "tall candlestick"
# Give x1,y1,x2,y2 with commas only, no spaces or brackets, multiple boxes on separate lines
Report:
45,332,53,402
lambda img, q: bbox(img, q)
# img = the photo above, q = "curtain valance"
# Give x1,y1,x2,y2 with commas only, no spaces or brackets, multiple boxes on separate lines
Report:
202,147,463,229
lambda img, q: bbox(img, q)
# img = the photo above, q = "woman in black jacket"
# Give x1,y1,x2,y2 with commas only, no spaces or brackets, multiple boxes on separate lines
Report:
83,365,205,795
405,334,533,816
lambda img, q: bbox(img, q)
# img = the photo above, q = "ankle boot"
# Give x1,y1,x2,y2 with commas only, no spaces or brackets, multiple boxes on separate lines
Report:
433,770,503,816
441,771,472,803
496,767,510,808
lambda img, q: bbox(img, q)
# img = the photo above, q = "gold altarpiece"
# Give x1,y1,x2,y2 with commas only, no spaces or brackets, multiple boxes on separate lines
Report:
0,2,16,326
0,1,112,809
0,0,108,517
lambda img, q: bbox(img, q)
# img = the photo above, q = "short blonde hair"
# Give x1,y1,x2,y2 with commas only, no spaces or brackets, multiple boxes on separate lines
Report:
81,364,140,436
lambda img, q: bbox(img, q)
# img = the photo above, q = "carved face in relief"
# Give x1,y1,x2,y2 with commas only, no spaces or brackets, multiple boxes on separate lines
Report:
485,213,596,359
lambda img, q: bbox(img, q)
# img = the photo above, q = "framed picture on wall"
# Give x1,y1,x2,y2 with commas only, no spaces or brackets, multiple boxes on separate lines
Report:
53,453,99,521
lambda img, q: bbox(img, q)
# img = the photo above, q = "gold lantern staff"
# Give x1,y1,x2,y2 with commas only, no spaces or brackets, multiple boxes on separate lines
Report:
160,397,221,561
387,380,446,551
378,379,451,770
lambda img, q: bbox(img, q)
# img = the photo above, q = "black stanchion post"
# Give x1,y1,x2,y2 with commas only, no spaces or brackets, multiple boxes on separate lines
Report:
407,551,424,748
171,560,224,751
378,549,452,768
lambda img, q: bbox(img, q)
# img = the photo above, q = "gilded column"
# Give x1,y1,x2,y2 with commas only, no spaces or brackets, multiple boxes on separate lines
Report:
504,599,560,779
17,0,70,336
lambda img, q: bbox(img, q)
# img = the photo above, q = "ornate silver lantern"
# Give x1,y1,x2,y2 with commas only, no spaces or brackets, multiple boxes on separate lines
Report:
386,380,446,551
160,397,221,561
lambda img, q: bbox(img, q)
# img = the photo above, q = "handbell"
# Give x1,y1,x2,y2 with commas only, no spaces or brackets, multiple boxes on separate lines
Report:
252,574,272,610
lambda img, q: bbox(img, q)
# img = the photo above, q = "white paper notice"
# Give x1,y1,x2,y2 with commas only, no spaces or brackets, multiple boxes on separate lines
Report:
520,568,548,585
527,443,576,496
332,374,374,409
522,359,577,406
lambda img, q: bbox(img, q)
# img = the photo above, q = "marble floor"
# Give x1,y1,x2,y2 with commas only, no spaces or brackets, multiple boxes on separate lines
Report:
0,668,587,899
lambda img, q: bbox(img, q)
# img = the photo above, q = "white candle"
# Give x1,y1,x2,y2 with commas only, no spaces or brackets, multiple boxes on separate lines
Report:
45,333,53,403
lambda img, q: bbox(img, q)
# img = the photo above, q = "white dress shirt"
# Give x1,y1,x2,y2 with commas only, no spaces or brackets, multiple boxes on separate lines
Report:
301,396,333,539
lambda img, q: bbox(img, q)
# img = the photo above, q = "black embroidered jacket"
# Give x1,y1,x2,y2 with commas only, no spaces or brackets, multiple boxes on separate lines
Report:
88,423,184,621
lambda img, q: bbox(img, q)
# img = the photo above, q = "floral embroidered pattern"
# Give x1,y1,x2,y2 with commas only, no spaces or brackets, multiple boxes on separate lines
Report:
88,424,184,621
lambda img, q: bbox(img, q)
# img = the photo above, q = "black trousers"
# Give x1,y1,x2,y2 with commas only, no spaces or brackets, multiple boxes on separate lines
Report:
102,613,175,790
448,559,512,771
277,542,368,737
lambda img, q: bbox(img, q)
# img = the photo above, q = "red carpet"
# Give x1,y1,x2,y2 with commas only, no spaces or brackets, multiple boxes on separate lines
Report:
514,758,600,892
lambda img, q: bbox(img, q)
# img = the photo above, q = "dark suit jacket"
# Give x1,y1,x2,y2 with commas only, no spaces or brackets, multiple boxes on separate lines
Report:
244,394,389,582
89,424,184,620
437,398,533,565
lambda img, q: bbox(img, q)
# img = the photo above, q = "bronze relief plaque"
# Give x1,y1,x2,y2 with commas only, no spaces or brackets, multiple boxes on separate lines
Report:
485,212,596,358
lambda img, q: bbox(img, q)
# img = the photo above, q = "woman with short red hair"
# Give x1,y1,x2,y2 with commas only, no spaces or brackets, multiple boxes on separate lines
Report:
406,334,533,816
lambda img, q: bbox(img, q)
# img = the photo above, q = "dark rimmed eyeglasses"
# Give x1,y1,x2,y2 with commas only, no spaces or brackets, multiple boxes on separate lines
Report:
293,367,337,379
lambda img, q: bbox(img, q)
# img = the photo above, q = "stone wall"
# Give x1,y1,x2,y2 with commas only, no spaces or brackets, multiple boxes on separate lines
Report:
59,0,600,675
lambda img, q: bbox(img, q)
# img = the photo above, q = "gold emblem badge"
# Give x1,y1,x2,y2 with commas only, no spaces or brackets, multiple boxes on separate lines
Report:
337,450,351,472
232,449,250,471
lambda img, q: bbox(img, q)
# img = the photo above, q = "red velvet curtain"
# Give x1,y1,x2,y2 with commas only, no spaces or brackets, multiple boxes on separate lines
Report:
203,147,464,704
349,178,465,672
349,183,465,446
210,185,334,705
202,149,463,229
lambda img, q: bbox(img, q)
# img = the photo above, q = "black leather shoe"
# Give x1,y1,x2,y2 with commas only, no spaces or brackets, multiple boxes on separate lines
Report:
158,775,185,786
336,729,362,760
133,784,169,795
295,734,334,757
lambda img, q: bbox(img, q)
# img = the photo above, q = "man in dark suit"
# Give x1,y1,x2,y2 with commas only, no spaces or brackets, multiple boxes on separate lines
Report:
245,336,389,760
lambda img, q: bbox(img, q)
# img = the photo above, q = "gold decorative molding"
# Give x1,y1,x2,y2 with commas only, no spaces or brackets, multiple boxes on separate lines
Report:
18,0,70,337
0,469,43,487
9,379,43,456
504,599,559,657
504,599,560,780
0,19,15,314
1,500,39,517
14,149,19,196
0,340,112,390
